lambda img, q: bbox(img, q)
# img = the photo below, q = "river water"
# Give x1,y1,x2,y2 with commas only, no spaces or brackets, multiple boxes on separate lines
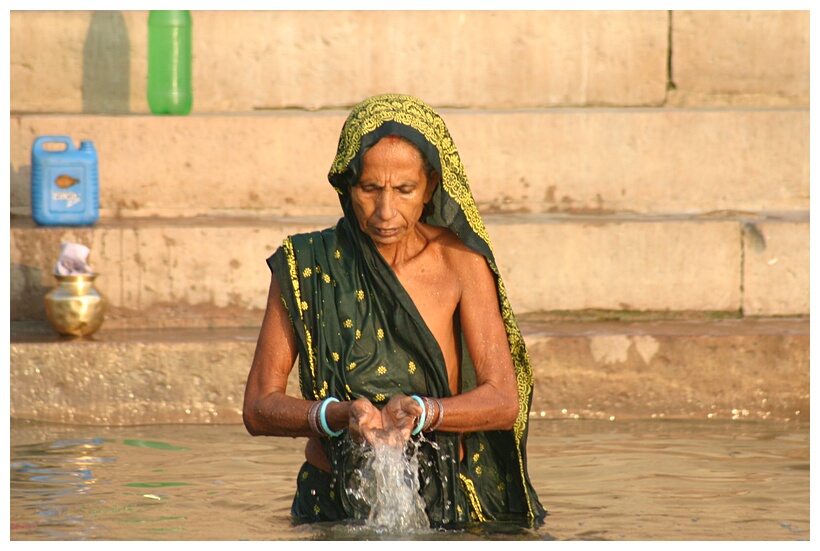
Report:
9,417,809,541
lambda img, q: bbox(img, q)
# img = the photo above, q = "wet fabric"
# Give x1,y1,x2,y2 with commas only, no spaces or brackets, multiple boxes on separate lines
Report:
291,461,346,522
268,93,545,527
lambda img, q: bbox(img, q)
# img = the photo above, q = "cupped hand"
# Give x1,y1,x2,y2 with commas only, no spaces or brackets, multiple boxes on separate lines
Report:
348,397,382,444
348,394,423,447
381,394,423,439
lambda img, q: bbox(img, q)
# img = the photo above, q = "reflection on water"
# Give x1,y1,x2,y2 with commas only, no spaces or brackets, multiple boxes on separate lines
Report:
9,418,809,541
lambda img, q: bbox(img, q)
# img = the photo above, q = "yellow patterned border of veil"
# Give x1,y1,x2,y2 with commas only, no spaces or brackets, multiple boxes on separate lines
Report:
330,94,492,252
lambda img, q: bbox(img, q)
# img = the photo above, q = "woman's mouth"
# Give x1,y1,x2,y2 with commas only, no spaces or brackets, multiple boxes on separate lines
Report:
371,227,399,238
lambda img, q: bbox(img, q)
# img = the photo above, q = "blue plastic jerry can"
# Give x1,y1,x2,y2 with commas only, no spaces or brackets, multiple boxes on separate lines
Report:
31,136,100,226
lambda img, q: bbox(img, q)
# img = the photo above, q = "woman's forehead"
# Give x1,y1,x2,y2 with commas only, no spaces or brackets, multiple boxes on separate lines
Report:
362,136,426,167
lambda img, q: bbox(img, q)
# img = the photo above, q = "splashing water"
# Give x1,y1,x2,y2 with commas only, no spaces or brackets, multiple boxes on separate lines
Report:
346,430,430,534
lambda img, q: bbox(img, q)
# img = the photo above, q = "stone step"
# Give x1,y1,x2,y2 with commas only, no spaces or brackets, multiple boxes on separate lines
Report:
11,212,809,323
9,318,809,426
10,11,808,113
10,108,809,218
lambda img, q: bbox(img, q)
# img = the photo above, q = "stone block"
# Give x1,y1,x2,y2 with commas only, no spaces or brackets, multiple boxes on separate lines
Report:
10,113,349,218
669,11,810,107
11,215,748,322
10,10,93,113
11,10,669,113
9,319,809,425
9,218,325,321
9,330,256,425
742,220,810,315
10,108,809,217
488,217,742,313
525,318,809,421
450,108,809,214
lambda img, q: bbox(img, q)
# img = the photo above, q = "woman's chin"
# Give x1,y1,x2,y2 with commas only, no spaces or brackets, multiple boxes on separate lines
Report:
367,228,404,244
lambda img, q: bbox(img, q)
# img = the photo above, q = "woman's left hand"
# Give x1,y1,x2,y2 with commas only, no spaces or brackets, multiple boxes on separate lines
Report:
348,394,423,447
380,394,423,441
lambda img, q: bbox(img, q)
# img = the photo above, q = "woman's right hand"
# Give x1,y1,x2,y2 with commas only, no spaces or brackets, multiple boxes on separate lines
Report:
348,395,422,447
348,397,384,445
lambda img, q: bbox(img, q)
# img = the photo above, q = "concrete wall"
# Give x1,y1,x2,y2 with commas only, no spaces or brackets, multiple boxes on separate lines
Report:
10,10,808,113
9,10,810,320
8,10,810,425
668,11,810,107
9,109,809,218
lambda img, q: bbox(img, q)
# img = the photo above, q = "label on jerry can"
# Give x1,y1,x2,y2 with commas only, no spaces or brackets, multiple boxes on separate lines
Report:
31,136,100,226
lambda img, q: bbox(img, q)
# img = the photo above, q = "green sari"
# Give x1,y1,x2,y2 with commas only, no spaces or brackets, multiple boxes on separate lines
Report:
267,94,545,528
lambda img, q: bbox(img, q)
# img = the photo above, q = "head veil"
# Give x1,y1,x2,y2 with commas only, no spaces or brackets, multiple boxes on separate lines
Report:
324,94,545,527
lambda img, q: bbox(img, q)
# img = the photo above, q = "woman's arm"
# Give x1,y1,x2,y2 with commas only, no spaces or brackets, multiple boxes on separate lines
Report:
243,273,391,442
430,248,520,433
243,274,357,437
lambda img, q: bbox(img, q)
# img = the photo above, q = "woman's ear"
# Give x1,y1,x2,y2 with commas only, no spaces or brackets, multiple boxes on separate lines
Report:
424,170,440,203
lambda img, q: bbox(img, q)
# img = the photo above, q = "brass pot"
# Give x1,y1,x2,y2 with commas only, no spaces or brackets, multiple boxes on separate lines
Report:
44,274,107,337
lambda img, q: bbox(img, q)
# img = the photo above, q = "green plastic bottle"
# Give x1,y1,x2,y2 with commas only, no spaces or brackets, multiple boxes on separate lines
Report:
147,10,192,115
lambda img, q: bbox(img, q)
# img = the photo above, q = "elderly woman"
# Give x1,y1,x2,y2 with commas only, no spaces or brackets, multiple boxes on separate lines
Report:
243,94,545,528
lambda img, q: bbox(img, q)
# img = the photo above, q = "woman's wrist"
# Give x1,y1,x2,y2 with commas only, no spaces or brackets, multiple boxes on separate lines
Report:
414,395,444,433
410,395,427,435
307,397,350,438
325,399,352,433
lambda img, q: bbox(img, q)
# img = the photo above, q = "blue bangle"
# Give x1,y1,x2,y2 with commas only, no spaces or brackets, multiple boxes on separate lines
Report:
410,395,426,436
319,397,342,437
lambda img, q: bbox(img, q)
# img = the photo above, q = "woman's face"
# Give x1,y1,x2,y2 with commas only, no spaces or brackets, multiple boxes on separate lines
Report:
350,136,435,248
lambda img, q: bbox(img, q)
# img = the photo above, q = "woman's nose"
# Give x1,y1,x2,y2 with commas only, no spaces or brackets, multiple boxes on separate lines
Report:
376,189,395,219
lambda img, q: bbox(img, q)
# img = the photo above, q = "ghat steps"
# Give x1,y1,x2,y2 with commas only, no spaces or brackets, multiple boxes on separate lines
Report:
9,318,810,426
9,10,809,425
9,210,809,323
9,114,809,427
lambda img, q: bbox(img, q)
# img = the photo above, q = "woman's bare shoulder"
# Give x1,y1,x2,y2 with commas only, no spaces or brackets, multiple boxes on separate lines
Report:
421,224,490,275
420,224,470,253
